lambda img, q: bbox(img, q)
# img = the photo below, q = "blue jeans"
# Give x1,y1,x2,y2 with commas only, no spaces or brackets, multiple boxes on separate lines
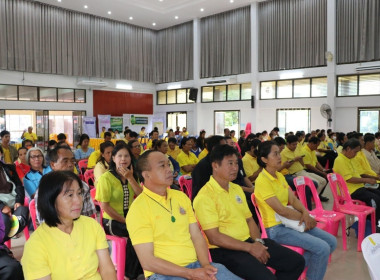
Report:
148,261,242,280
266,224,337,280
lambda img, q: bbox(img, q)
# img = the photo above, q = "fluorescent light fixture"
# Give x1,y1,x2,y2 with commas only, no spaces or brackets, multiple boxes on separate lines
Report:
116,83,133,90
200,8,204,12
167,84,182,90
129,16,133,20
84,5,88,9
108,11,112,15
152,22,156,26
175,16,179,19
279,71,304,80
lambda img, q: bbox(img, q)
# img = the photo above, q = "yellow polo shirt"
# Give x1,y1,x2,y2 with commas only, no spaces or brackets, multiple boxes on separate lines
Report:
302,145,317,167
281,146,304,174
87,150,101,169
2,147,12,164
197,148,208,160
333,153,364,194
317,141,329,156
176,151,199,175
242,153,260,180
126,187,197,278
254,169,290,228
23,132,37,142
232,137,238,143
21,216,108,280
167,146,181,160
353,150,377,177
193,176,252,249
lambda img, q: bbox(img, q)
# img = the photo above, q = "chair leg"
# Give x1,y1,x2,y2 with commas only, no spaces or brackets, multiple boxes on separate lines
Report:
357,217,366,252
341,217,347,250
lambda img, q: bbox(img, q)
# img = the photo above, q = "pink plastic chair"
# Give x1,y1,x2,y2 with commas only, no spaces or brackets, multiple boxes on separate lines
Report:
5,197,30,248
78,159,88,176
251,194,307,280
29,199,38,230
178,176,192,200
293,176,347,250
327,173,376,252
84,169,95,189
91,188,127,280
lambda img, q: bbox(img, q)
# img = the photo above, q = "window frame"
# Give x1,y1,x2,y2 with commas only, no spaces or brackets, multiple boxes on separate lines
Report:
337,73,380,97
276,108,311,136
156,88,193,105
214,110,241,135
201,83,251,103
357,107,380,132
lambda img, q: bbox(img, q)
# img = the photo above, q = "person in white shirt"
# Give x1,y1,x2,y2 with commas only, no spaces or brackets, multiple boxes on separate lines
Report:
362,133,380,175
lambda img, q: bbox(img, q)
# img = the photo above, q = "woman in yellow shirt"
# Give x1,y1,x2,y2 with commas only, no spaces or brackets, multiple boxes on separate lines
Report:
254,141,337,280
22,171,116,280
94,141,114,187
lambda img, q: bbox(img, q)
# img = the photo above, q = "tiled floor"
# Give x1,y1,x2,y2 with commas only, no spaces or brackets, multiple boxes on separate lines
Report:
11,186,372,279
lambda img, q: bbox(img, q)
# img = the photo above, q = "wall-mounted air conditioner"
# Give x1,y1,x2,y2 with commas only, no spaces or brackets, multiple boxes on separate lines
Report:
206,76,237,85
76,80,108,87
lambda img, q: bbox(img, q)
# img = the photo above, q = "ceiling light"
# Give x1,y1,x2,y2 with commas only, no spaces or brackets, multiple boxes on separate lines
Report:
152,22,156,26
108,11,112,15
159,0,163,2
129,17,133,20
84,5,88,9
200,8,204,12
116,83,133,90
57,0,61,2
174,16,179,19
230,0,234,2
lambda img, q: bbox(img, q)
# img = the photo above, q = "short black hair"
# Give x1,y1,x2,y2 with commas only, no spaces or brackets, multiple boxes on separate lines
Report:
180,137,191,148
136,150,156,183
207,135,225,152
127,139,139,150
124,129,131,136
49,146,73,163
168,137,177,144
210,144,239,166
129,131,138,138
257,141,277,168
375,132,380,138
22,139,33,147
104,132,112,139
38,171,83,227
57,133,67,141
286,135,298,144
0,130,9,138
244,138,261,154
364,133,375,143
273,127,279,132
308,136,320,145
154,140,167,150
273,136,286,146
343,138,361,150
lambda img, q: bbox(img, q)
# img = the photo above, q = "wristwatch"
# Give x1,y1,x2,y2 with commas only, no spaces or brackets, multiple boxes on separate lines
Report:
255,238,265,245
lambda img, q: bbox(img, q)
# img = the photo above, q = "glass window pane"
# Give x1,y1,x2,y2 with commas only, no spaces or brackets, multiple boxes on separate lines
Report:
214,85,227,101
338,75,358,96
227,84,240,101
19,86,38,101
359,110,379,133
75,89,85,103
167,90,176,104
0,85,17,100
58,89,74,102
202,87,213,102
277,80,292,98
157,91,166,104
186,89,194,103
277,109,310,137
311,77,327,97
261,81,276,99
39,88,57,102
177,89,187,103
359,74,380,96
214,111,240,136
294,79,310,98
241,83,252,100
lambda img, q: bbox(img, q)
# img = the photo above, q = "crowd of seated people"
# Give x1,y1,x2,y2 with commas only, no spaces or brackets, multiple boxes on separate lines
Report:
2,125,380,279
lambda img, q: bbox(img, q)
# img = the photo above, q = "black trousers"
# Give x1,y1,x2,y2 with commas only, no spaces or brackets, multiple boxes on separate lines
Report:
351,187,380,222
0,249,23,280
3,206,29,242
103,218,143,279
210,238,305,280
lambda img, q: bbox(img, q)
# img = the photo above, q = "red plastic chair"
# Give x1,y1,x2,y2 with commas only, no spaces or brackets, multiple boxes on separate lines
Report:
78,159,88,175
90,188,127,280
327,173,376,252
251,194,307,280
5,197,30,248
29,199,38,230
178,175,192,200
293,176,347,250
84,169,95,189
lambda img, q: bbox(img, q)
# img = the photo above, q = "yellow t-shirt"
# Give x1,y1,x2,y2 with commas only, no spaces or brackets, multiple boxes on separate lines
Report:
2,147,12,164
94,161,109,187
302,145,317,167
176,151,199,175
193,176,252,248
87,150,101,169
232,137,238,143
21,216,108,280
23,132,38,142
167,146,181,160
147,139,154,150
281,146,304,174
126,187,197,278
181,131,189,137
254,169,290,228
317,141,329,156
336,146,343,154
333,153,364,194
96,171,137,220
197,149,208,160
242,153,260,180
353,150,378,177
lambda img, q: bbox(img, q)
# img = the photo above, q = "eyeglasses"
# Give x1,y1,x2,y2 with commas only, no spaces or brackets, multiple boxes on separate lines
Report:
30,155,43,159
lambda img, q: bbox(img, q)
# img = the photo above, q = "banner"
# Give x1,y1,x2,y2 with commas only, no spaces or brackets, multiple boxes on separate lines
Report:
82,117,97,138
110,117,123,132
123,114,153,134
98,115,111,136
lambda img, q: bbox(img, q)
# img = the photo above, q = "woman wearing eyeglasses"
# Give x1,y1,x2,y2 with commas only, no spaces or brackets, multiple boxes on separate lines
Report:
23,147,51,198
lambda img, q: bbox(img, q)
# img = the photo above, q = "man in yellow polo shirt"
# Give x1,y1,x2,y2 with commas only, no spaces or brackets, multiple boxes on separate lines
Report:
126,150,240,280
176,138,199,175
146,130,159,150
0,130,18,164
333,138,380,225
22,126,38,143
167,137,181,160
193,145,305,280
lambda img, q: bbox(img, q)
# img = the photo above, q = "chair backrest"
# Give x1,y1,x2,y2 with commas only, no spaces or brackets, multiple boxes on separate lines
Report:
78,159,88,174
29,199,37,230
293,176,323,210
361,233,380,280
84,169,95,189
178,176,193,200
327,173,354,210
250,194,268,238
90,188,103,223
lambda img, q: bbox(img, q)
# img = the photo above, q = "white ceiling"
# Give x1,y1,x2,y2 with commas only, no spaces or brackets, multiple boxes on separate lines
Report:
36,0,260,30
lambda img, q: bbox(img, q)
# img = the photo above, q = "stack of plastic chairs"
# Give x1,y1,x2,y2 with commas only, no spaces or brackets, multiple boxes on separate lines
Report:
327,173,376,251
361,233,380,280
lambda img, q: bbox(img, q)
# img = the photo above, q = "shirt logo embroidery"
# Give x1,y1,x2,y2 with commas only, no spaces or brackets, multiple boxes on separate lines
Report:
179,206,186,215
236,195,242,204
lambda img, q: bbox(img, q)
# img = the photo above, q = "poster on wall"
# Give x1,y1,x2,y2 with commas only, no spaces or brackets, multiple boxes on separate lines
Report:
110,117,123,132
82,117,97,138
98,115,111,136
123,114,153,135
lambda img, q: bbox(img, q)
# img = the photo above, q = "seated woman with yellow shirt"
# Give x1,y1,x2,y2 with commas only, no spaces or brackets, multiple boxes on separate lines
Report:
242,139,262,183
176,137,199,175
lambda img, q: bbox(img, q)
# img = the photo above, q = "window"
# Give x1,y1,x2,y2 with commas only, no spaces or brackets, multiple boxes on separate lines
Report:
0,85,17,100
39,88,57,102
156,88,193,105
261,77,327,99
201,83,252,102
277,109,310,137
58,89,74,102
337,75,357,96
358,108,380,133
19,86,38,101
214,111,240,136
359,74,380,96
337,74,380,97
75,89,86,103
167,112,187,131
